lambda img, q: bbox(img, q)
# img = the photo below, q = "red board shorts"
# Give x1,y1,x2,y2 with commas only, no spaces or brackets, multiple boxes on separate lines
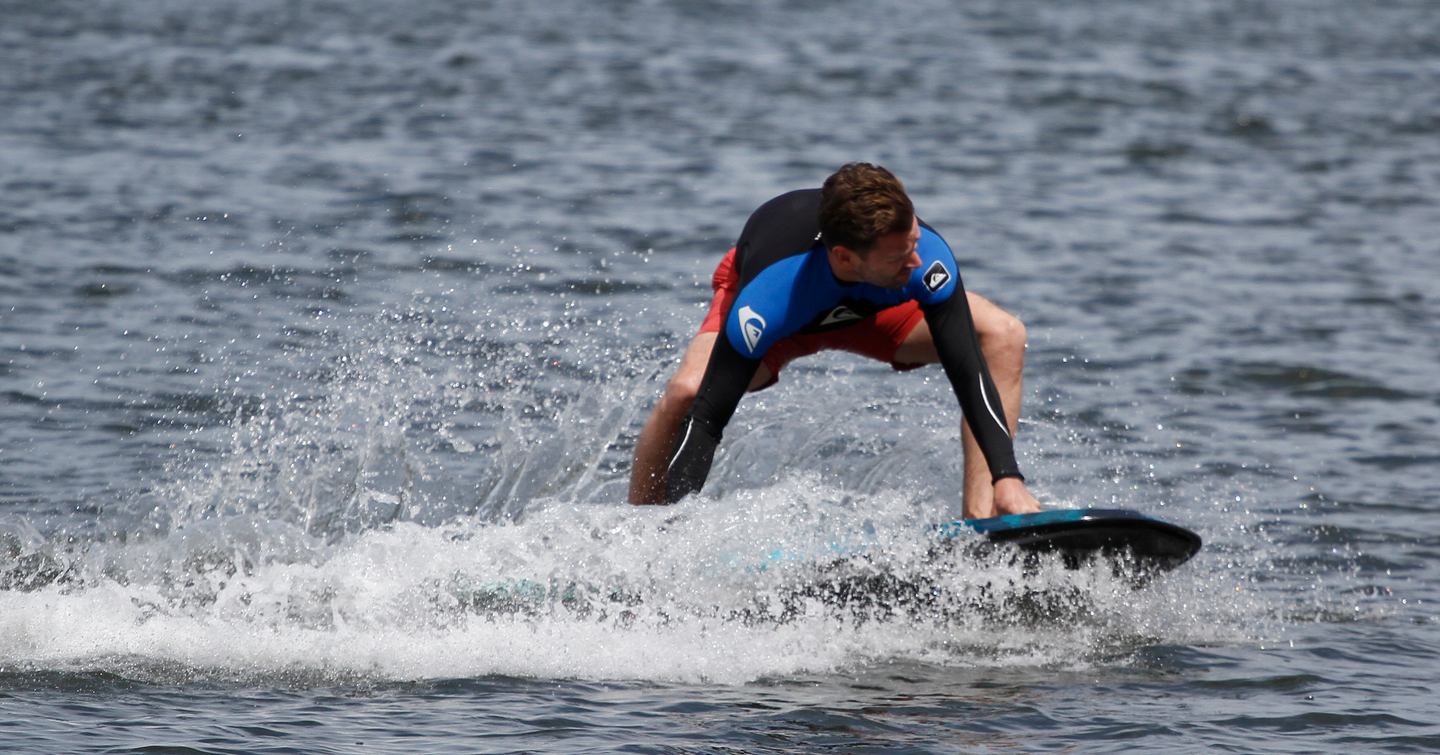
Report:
698,248,928,389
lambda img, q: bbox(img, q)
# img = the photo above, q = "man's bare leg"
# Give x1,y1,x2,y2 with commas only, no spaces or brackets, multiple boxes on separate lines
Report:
895,292,1028,519
628,333,772,504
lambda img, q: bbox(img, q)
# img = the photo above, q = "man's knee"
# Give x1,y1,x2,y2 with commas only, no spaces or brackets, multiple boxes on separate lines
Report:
996,311,1027,352
658,370,702,416
654,331,719,417
979,307,1027,355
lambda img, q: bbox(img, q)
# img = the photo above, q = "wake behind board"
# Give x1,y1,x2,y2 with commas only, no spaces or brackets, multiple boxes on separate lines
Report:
935,508,1202,575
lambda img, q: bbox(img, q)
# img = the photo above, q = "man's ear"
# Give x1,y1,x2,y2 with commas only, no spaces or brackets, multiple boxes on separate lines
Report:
827,244,863,281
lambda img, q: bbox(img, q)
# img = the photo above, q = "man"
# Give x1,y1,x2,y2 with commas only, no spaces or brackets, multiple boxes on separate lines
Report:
628,163,1042,519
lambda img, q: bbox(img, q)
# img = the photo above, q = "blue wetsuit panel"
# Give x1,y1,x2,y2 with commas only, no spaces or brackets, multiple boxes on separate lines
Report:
722,226,957,358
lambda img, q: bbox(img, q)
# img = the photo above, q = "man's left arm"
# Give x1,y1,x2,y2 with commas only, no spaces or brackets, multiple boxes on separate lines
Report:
918,261,1040,515
921,280,1024,482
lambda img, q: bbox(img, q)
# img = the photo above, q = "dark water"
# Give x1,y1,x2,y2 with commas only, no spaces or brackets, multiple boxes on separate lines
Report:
3,0,1438,751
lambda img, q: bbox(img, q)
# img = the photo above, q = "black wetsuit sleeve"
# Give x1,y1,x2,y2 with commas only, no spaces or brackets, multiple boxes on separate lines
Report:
922,276,1025,484
663,335,761,503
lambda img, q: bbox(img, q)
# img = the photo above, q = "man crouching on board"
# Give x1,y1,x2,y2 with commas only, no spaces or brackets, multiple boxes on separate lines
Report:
627,163,1042,519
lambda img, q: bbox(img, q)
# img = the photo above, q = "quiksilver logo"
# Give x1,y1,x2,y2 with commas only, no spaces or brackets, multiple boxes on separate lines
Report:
923,261,951,293
738,305,766,354
821,305,862,325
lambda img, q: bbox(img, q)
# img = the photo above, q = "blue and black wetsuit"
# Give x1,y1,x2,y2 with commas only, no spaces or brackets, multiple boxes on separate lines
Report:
665,189,1023,503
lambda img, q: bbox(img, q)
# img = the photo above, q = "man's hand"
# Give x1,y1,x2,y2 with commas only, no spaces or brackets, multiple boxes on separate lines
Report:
991,477,1042,516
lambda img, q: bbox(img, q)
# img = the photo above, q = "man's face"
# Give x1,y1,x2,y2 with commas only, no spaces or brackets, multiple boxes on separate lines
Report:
854,217,922,289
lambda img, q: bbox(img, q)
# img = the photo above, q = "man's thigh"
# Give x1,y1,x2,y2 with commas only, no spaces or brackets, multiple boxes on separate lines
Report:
892,291,1008,365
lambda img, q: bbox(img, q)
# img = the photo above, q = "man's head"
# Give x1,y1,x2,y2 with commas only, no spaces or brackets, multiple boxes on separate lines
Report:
820,163,921,288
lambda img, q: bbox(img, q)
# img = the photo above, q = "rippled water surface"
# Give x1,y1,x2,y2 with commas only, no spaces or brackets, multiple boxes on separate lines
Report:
3,0,1438,752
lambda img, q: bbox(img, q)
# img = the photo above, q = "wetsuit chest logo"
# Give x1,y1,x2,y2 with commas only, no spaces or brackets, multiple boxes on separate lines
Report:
923,261,951,293
738,305,767,354
821,305,862,325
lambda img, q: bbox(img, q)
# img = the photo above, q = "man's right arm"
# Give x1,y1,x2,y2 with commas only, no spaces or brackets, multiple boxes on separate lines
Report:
663,334,760,503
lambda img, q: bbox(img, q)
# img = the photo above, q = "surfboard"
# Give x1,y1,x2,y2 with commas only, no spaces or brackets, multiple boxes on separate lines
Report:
750,509,1200,623
935,508,1202,574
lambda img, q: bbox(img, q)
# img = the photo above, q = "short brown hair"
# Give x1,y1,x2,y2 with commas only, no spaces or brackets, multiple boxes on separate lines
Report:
818,163,914,253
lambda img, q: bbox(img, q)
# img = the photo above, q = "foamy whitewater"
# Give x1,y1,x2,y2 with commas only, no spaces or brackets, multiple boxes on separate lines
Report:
1,496,1275,686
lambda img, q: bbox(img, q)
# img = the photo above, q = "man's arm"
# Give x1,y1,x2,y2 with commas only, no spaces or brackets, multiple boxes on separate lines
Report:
664,335,760,503
921,273,1025,485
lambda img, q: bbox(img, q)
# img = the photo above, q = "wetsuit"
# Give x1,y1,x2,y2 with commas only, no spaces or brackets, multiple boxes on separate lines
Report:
665,189,1023,503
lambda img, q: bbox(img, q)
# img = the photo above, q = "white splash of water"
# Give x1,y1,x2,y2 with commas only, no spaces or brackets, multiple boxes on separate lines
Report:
0,477,1267,685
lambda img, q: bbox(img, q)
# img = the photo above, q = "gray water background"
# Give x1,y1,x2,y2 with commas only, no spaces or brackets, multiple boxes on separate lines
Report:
2,0,1438,751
